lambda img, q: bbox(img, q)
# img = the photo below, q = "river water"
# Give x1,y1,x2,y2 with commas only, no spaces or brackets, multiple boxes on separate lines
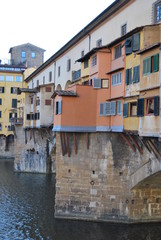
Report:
0,158,161,240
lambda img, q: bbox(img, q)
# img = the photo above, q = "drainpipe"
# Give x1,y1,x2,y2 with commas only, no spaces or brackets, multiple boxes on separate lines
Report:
88,34,91,51
159,45,161,141
53,62,56,126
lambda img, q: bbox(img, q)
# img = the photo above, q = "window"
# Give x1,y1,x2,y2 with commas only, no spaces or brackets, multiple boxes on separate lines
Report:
102,79,109,88
84,60,88,69
130,102,137,116
45,99,51,105
133,65,140,83
11,87,17,94
31,97,33,104
6,76,13,82
143,54,159,75
0,111,1,118
58,66,61,77
9,112,12,120
15,76,22,82
49,71,52,82
146,96,159,116
37,79,39,87
125,37,132,55
43,76,45,85
12,99,17,108
21,52,26,58
0,87,4,93
31,52,36,58
26,114,31,120
36,99,40,106
0,75,4,81
81,50,85,57
137,98,144,117
126,68,132,85
112,72,122,86
35,112,40,120
91,55,97,67
96,39,102,47
0,99,2,105
45,86,51,92
0,124,2,131
132,33,140,52
114,45,121,59
99,101,117,116
121,24,127,36
117,101,122,115
154,1,161,22
67,59,71,72
123,103,128,118
93,78,101,89
55,101,62,115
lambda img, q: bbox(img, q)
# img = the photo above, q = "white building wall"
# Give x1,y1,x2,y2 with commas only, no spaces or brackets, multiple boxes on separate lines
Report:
27,0,155,91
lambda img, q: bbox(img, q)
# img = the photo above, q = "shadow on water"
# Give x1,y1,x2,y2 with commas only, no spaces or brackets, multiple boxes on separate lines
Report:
0,158,161,240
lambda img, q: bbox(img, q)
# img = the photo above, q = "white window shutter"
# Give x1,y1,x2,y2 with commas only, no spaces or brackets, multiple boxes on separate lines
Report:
93,78,101,88
111,101,116,115
105,102,111,116
99,103,104,116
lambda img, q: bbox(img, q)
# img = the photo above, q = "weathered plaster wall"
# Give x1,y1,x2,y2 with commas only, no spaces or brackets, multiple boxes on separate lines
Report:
55,132,161,223
14,126,55,173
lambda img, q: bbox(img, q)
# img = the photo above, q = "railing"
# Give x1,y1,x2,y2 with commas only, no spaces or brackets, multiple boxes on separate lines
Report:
72,69,81,82
10,117,23,125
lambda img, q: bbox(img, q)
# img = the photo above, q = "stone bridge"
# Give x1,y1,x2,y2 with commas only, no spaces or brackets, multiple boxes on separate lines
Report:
54,132,161,223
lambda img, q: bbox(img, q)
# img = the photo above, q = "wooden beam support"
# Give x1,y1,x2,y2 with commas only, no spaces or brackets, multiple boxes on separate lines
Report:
129,134,143,155
120,133,136,152
66,133,70,157
63,132,67,154
148,139,161,161
73,132,77,154
86,133,89,150
60,132,65,156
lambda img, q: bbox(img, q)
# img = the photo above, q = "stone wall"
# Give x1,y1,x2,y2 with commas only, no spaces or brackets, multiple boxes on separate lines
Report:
55,132,161,223
14,126,55,173
0,135,14,159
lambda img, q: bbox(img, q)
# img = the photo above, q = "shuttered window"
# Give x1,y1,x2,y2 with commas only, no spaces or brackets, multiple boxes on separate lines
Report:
132,33,140,52
126,68,132,85
125,37,132,55
112,72,122,86
154,96,159,116
152,54,159,72
133,65,140,83
45,99,51,106
123,103,128,118
137,98,144,117
12,99,17,108
111,101,116,115
143,57,151,75
117,101,122,115
11,87,17,94
105,102,111,116
0,99,2,105
99,103,105,116
93,78,101,89
0,111,1,118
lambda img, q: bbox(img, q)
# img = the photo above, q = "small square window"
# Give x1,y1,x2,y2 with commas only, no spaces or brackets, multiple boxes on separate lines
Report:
114,45,121,59
84,60,88,69
130,102,137,116
49,71,52,82
91,55,97,67
21,52,26,58
43,76,45,84
81,50,85,57
121,24,127,36
96,39,102,47
146,98,154,115
58,66,61,77
31,52,36,58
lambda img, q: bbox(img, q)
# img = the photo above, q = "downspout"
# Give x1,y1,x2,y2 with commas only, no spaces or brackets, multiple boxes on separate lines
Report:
53,62,56,126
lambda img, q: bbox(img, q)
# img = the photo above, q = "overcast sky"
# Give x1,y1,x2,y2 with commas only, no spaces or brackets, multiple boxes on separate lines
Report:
1,0,114,62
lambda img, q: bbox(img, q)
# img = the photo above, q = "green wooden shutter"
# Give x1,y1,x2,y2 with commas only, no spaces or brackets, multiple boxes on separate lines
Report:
0,111,1,118
0,99,2,105
153,54,159,72
126,69,129,85
137,98,144,117
2,87,4,93
143,57,151,75
123,103,128,118
129,68,132,84
11,87,13,93
133,65,140,83
154,96,159,116
132,33,140,52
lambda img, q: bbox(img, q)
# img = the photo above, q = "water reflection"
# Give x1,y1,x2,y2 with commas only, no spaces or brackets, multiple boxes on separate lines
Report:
0,158,161,240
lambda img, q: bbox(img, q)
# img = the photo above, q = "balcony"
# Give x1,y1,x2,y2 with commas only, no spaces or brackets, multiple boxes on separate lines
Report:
10,117,23,125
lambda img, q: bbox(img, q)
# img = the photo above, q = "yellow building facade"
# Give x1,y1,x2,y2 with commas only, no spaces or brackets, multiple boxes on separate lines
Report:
0,65,26,136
